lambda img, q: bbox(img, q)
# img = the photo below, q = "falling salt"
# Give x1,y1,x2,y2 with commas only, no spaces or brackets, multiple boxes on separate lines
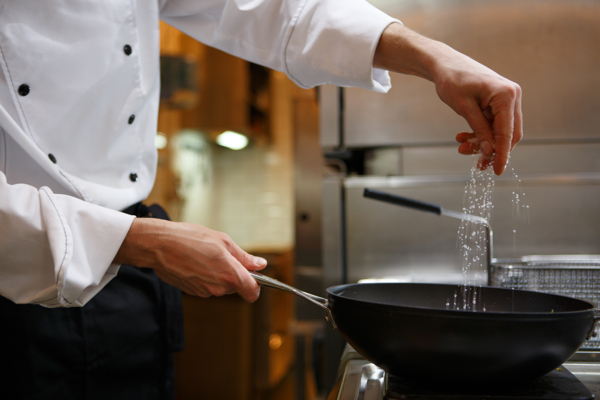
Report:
509,165,530,223
453,155,532,312
457,157,494,291
506,161,530,259
446,286,484,312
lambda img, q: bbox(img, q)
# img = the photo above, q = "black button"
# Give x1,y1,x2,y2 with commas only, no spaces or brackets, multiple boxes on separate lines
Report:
129,172,138,182
18,84,30,96
128,115,135,124
123,44,132,56
48,153,57,164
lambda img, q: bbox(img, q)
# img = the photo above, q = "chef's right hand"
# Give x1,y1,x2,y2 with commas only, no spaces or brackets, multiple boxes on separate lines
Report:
373,23,523,175
113,218,267,302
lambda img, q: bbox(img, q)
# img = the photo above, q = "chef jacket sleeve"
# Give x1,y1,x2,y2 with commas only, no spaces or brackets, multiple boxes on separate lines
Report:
159,0,399,93
0,170,135,308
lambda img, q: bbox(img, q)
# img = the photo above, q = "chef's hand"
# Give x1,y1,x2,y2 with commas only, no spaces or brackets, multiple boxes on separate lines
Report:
113,218,267,302
373,23,522,175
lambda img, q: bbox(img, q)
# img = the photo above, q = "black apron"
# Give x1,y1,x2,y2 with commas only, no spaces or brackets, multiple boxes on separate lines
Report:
0,203,184,400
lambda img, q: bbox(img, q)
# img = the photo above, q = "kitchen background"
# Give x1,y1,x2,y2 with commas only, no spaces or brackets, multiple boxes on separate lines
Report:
149,0,600,399
152,18,319,400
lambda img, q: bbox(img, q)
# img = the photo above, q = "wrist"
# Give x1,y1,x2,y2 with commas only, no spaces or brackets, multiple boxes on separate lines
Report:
113,218,164,268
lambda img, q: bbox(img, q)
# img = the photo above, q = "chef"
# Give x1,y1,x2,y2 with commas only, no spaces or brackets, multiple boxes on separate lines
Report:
0,0,522,399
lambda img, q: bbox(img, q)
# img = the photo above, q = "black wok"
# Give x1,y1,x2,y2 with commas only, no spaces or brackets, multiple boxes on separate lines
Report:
252,275,598,385
250,189,599,385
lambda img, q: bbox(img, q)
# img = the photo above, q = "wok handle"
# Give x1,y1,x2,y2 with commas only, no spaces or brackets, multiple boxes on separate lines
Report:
250,272,337,329
587,315,600,340
363,188,441,215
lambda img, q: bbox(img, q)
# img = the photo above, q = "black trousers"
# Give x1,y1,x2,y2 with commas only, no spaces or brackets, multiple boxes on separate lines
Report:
0,204,183,400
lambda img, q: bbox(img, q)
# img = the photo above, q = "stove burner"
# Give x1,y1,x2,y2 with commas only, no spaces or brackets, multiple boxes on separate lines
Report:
386,366,593,400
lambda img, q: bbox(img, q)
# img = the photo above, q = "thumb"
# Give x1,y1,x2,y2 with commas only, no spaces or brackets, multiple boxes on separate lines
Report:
463,102,495,157
236,267,262,303
224,238,267,271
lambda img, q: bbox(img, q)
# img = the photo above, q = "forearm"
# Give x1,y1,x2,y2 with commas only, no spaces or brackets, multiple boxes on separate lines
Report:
373,22,439,81
373,23,492,91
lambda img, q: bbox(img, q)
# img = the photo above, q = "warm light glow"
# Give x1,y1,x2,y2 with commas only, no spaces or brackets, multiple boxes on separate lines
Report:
155,132,168,149
269,334,282,350
216,131,248,150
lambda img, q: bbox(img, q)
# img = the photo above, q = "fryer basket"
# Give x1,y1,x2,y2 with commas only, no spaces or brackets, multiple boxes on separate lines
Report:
489,256,600,350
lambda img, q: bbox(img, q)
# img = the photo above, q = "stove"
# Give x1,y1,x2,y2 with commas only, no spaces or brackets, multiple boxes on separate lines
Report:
331,346,600,400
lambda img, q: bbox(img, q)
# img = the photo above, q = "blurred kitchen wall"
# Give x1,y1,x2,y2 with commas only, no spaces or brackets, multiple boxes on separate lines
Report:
171,104,295,252
149,23,301,253
151,21,321,400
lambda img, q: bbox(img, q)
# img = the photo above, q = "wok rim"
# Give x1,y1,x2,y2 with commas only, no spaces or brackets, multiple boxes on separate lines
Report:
325,282,597,317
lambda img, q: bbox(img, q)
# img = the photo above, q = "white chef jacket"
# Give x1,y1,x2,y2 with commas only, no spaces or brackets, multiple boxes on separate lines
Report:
0,0,396,307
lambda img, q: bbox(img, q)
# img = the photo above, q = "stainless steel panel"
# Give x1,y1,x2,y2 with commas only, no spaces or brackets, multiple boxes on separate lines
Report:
344,0,600,147
294,98,326,321
402,142,600,176
343,174,600,284
319,85,340,148
295,99,324,268
322,176,344,288
321,177,348,394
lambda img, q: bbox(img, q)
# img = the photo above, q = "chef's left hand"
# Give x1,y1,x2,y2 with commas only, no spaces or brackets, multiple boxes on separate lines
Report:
113,218,267,303
373,23,523,175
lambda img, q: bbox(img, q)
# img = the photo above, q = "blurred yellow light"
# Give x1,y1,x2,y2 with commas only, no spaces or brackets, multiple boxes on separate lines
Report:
269,334,282,350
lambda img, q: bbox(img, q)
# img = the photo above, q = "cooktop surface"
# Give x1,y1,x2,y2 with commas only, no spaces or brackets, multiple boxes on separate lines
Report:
386,366,593,400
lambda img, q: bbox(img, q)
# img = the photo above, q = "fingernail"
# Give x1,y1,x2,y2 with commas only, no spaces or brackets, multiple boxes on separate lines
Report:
254,257,267,267
481,141,493,156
